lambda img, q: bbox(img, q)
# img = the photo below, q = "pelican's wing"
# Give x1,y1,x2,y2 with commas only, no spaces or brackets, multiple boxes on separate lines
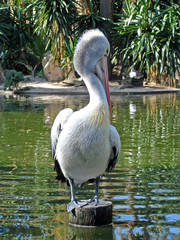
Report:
51,108,73,181
106,125,121,172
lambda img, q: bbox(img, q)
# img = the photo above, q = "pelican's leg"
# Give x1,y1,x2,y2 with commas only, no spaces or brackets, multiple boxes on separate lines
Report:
67,178,78,212
67,178,87,212
68,178,76,201
87,177,100,205
94,176,100,205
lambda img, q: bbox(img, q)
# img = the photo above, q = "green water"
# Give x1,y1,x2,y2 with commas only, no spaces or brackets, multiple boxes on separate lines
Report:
0,93,180,239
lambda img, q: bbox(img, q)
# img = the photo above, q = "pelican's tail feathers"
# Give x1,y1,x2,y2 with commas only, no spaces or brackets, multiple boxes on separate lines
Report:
54,160,67,183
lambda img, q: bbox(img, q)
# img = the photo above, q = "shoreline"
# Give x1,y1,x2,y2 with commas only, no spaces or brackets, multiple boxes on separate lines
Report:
0,78,180,96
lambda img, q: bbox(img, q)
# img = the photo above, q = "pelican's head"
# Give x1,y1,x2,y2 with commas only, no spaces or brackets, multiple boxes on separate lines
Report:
73,29,112,120
73,29,110,77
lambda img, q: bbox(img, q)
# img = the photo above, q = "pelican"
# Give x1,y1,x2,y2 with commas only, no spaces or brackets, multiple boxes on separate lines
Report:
51,29,121,212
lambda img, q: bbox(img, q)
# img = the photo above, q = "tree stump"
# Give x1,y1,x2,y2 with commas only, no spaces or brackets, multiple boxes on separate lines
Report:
69,200,112,227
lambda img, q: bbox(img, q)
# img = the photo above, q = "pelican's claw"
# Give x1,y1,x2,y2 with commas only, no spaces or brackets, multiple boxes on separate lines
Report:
87,196,99,206
67,200,88,212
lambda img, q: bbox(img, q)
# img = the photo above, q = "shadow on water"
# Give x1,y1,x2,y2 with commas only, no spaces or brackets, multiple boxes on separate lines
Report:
0,93,180,239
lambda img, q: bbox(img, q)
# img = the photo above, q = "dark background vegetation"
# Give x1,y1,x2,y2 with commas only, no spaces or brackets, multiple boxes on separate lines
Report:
0,0,179,87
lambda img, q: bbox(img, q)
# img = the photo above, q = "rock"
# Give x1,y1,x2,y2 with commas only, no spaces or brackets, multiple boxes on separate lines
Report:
42,53,65,82
62,77,84,87
129,68,144,87
74,78,84,87
176,71,180,88
131,77,144,87
24,75,31,82
23,75,45,83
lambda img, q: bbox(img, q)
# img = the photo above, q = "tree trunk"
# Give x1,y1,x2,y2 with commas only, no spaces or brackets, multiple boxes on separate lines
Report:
100,0,113,79
0,65,4,83
100,0,113,21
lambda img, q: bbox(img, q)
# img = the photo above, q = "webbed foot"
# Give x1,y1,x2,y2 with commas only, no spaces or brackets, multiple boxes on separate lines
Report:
67,200,88,212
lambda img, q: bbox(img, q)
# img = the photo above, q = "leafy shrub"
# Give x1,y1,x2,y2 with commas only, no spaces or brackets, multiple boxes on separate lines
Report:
114,0,180,87
4,70,24,90
36,69,45,78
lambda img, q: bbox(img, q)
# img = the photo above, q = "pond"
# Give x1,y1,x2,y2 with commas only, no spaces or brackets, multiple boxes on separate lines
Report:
0,93,180,239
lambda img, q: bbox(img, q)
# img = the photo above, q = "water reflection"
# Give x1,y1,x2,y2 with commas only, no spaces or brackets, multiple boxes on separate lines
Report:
129,102,136,119
0,93,180,239
68,225,113,240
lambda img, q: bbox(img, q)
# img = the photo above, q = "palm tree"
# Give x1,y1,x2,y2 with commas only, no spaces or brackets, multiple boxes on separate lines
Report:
32,0,77,59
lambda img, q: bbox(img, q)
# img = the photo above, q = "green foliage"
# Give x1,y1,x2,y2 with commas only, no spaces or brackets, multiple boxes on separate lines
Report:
62,37,77,68
1,0,179,87
0,0,113,72
25,34,48,74
27,34,47,64
113,0,180,86
36,69,45,78
0,7,13,63
0,11,10,51
4,70,24,90
32,0,77,57
0,3,33,69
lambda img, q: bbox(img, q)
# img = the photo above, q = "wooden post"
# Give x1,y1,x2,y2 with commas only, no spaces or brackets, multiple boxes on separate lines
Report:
69,200,112,227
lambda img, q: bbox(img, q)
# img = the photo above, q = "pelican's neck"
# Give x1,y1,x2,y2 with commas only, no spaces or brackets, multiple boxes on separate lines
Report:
84,72,109,110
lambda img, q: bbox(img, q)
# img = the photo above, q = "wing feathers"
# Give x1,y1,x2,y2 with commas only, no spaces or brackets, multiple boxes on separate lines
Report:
106,125,121,173
51,108,73,182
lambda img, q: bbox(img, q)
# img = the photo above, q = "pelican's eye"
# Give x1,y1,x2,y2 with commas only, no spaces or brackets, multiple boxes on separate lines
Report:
105,48,109,56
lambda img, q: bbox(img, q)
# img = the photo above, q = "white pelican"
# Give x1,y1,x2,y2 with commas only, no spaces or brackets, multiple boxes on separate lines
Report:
129,67,143,79
129,68,137,78
51,29,121,212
